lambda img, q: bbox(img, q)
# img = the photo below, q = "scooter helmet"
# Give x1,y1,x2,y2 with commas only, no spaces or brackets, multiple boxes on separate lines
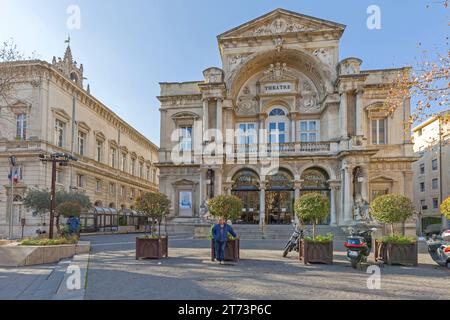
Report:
442,230,450,242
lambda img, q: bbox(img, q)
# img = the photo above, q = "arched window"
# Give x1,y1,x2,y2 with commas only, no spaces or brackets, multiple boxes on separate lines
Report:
268,107,288,144
269,108,286,116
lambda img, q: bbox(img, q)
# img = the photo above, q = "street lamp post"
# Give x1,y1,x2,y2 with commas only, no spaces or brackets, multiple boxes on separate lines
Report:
39,153,78,239
8,156,17,239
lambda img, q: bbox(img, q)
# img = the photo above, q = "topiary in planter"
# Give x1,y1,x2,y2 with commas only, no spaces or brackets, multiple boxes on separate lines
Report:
135,192,170,260
295,193,333,264
370,195,417,266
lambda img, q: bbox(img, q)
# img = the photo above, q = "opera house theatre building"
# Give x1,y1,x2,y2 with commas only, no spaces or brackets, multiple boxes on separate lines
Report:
157,9,416,232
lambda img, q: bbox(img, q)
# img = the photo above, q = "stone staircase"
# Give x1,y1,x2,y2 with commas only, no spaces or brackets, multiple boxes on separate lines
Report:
231,225,348,241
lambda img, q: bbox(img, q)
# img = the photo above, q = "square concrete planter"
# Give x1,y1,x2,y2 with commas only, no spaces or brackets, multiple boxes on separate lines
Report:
136,237,168,260
299,239,333,265
210,239,240,262
375,239,418,266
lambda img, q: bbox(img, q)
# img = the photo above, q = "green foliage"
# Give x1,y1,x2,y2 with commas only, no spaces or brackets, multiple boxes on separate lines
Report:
369,194,415,235
135,192,170,222
207,195,243,221
56,201,82,218
304,233,334,243
23,189,92,216
135,192,170,237
294,193,330,239
20,236,78,246
441,197,450,220
381,235,417,245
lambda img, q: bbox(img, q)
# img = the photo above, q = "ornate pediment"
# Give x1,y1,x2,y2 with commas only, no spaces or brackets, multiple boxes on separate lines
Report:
218,8,345,40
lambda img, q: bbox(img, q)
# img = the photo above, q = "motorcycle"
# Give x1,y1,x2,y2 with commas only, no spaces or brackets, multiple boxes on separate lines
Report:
282,221,309,258
344,228,377,269
426,230,450,269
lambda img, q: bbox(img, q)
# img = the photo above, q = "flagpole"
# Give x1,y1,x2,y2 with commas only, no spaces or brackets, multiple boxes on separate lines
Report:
8,156,16,239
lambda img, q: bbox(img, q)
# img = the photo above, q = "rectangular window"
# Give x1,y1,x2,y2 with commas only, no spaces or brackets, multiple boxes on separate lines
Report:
371,118,387,145
179,126,193,152
130,158,136,176
56,170,64,185
419,163,425,175
76,174,84,188
130,189,135,199
78,131,87,156
121,153,127,172
433,198,439,209
110,147,117,168
299,120,319,142
432,159,438,171
96,140,103,162
152,169,157,183
146,167,151,181
420,182,425,192
109,183,116,195
16,113,27,140
269,122,286,144
139,162,144,178
55,119,65,148
432,178,439,190
237,123,257,145
421,200,428,210
120,185,125,197
96,180,102,192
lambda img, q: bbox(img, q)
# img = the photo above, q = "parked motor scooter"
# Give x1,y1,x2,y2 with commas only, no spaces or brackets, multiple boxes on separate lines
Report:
282,221,309,257
426,230,450,269
344,228,377,269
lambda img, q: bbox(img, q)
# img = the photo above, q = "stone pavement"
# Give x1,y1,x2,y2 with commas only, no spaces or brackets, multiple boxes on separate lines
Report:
84,234,450,300
0,254,89,300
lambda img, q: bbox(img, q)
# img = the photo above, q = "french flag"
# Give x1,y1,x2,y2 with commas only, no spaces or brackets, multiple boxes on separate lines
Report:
8,168,21,184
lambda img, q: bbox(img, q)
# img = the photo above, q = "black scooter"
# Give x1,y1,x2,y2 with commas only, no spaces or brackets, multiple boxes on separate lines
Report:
282,221,309,257
426,232,450,269
345,228,377,269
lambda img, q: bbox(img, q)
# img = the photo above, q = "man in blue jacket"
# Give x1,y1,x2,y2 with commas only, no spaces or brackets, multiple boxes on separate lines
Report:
212,217,237,265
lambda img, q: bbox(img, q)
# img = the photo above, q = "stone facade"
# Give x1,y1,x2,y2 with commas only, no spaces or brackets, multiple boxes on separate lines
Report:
157,9,416,232
0,45,159,238
412,115,450,231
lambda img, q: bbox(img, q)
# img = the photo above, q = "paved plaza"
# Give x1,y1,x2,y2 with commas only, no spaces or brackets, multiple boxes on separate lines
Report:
1,233,449,300
84,234,449,300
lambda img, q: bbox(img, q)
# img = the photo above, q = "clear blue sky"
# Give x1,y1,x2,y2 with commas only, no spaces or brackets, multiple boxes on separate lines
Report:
0,0,447,145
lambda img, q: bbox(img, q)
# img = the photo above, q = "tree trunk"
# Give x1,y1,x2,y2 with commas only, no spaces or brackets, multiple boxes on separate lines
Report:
390,223,395,236
312,223,316,240
56,214,61,235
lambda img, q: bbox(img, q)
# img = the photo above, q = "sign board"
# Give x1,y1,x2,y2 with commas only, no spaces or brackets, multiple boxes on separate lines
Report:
261,82,294,95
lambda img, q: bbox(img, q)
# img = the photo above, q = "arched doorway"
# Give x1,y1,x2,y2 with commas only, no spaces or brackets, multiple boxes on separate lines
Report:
231,169,260,224
301,167,331,224
266,169,294,224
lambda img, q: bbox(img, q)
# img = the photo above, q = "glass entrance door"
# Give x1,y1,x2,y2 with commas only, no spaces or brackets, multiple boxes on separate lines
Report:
232,191,260,224
265,191,294,224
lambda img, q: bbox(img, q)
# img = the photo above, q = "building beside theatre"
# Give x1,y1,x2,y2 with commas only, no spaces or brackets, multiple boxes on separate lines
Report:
0,44,159,238
157,9,416,231
412,115,450,233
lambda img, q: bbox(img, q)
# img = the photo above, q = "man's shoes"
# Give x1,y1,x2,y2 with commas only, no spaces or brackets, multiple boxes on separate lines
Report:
219,261,224,265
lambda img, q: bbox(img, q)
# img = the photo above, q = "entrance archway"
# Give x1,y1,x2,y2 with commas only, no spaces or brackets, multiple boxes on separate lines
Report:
231,169,260,224
300,167,331,224
266,169,294,225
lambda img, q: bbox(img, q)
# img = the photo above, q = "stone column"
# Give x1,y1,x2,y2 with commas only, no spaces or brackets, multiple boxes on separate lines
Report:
360,166,369,202
199,168,205,214
216,98,223,138
343,166,354,224
294,180,303,224
202,99,209,141
339,91,348,139
215,167,223,196
356,88,364,136
329,183,340,226
259,180,266,227
289,113,297,143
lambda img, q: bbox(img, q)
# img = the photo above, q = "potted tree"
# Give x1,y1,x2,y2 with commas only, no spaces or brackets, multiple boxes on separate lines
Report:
135,191,170,260
440,196,450,230
295,193,333,264
371,194,418,266
207,195,242,262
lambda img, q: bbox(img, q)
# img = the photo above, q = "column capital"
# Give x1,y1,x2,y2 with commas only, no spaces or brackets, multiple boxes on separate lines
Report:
294,180,304,190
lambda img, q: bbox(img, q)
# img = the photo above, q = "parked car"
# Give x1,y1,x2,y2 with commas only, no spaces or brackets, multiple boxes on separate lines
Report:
424,224,443,237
